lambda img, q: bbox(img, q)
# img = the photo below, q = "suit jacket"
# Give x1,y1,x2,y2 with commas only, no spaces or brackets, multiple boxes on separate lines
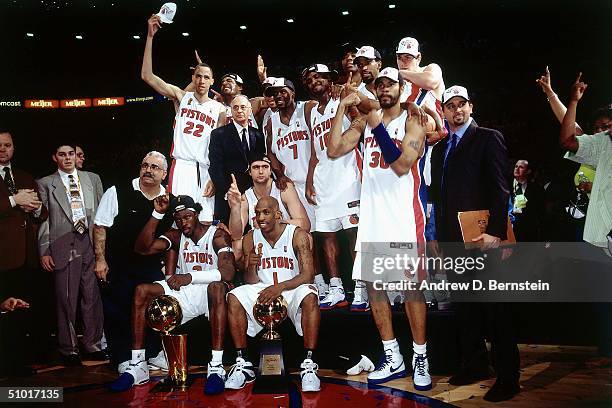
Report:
209,123,266,196
37,170,103,270
512,180,545,241
0,167,48,271
430,120,510,242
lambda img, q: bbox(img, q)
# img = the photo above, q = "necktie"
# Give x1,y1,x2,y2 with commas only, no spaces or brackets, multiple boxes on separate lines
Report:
442,133,458,190
3,167,17,195
68,175,87,234
241,128,249,155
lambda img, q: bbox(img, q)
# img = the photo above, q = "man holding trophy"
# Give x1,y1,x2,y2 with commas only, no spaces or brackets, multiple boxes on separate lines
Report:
225,196,321,392
109,195,236,395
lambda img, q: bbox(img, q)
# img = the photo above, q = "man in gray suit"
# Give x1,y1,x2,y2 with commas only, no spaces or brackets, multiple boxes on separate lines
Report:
38,142,104,366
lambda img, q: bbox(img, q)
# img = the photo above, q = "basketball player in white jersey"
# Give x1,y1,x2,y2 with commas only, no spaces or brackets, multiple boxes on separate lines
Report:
224,196,321,392
141,15,225,222
109,195,236,395
302,64,366,311
241,155,309,232
328,68,436,390
354,46,382,102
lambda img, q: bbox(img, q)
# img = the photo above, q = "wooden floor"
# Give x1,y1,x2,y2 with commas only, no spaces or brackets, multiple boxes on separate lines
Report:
1,344,611,407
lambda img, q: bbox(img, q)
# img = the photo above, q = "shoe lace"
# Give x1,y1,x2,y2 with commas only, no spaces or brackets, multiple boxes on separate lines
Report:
414,354,427,376
301,360,318,375
375,351,394,371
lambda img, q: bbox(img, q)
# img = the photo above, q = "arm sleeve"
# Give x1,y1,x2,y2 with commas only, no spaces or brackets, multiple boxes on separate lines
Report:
94,186,118,227
208,129,229,195
484,131,510,240
564,134,601,167
425,203,437,241
189,269,221,284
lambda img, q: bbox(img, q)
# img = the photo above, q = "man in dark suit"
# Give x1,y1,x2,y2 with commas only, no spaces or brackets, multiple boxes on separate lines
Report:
429,86,519,402
37,142,105,366
0,130,48,376
511,160,545,241
209,94,266,223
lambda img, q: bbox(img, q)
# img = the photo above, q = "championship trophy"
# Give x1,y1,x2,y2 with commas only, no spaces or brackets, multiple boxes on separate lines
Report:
146,294,193,391
252,271,289,394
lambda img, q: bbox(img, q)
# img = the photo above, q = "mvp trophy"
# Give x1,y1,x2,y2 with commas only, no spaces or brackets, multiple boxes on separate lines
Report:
146,294,193,392
252,272,289,394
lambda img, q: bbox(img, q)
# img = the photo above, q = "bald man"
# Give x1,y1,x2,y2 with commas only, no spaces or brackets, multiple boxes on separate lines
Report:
209,94,267,223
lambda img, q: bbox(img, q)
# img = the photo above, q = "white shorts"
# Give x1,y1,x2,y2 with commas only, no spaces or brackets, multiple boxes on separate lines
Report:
315,213,359,233
156,280,209,325
227,282,318,337
294,183,316,232
168,158,214,222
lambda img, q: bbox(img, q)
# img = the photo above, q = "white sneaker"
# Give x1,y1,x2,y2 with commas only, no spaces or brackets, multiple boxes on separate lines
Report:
148,350,169,372
350,283,370,312
225,357,256,389
367,350,406,384
109,360,149,392
315,280,329,301
346,355,375,375
300,358,320,392
412,353,432,391
320,286,348,310
117,360,130,374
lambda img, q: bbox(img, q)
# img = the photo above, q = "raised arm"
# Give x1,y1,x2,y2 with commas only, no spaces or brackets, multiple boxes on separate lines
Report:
134,194,178,255
327,93,365,158
141,15,185,104
399,63,442,91
536,66,584,135
560,73,587,153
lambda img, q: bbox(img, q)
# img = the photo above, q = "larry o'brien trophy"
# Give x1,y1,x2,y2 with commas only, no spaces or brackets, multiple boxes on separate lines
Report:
146,294,193,391
252,271,289,394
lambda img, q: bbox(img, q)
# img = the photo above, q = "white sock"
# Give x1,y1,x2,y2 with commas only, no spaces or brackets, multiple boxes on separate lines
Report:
382,339,400,355
330,277,343,288
131,349,145,363
314,274,326,285
211,349,223,364
413,342,427,355
355,280,366,289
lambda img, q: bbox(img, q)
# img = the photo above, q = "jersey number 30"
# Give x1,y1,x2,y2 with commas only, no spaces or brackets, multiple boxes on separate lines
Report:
369,151,390,169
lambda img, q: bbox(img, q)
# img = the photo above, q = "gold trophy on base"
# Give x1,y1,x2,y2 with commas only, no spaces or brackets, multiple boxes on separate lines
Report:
252,272,289,394
146,294,193,392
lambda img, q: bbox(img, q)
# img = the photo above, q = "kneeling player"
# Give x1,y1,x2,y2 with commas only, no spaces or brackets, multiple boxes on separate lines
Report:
225,197,321,392
109,195,236,395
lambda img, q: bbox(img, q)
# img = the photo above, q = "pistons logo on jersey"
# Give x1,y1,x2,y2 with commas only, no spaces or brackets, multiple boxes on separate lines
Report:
183,251,214,266
260,256,294,270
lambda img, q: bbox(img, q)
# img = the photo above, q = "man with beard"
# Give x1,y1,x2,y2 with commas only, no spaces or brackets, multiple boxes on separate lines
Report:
93,151,174,373
142,15,225,222
354,46,382,101
109,195,236,395
302,64,366,311
328,67,436,390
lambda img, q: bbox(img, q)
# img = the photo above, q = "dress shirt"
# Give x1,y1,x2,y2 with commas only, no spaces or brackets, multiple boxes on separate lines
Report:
233,121,250,151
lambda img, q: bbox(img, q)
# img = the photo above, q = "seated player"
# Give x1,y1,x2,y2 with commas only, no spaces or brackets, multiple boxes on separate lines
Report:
109,195,236,395
224,197,321,392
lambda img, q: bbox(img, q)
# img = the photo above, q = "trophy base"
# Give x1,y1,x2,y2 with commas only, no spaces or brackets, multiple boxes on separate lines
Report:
149,376,194,393
253,339,288,394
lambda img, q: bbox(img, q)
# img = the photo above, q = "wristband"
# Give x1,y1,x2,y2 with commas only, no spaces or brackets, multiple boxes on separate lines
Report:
152,210,164,220
371,122,402,164
190,269,222,284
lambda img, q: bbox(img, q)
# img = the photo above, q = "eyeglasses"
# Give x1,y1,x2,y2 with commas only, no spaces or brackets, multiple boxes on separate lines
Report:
141,162,163,171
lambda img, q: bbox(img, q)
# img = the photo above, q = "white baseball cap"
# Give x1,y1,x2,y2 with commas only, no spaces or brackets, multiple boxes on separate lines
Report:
262,76,278,86
263,77,296,96
354,46,381,61
301,64,338,79
442,85,470,104
375,67,403,85
157,3,177,24
396,37,420,57
221,73,244,85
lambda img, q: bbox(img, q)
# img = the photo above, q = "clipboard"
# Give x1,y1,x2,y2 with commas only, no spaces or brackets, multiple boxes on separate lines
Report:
457,210,516,245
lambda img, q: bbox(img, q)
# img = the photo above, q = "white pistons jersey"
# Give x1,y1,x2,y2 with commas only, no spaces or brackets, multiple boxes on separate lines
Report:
253,224,299,285
225,105,258,129
310,99,361,221
358,83,377,101
176,225,219,277
357,110,427,245
245,185,290,230
171,92,224,166
269,102,311,184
